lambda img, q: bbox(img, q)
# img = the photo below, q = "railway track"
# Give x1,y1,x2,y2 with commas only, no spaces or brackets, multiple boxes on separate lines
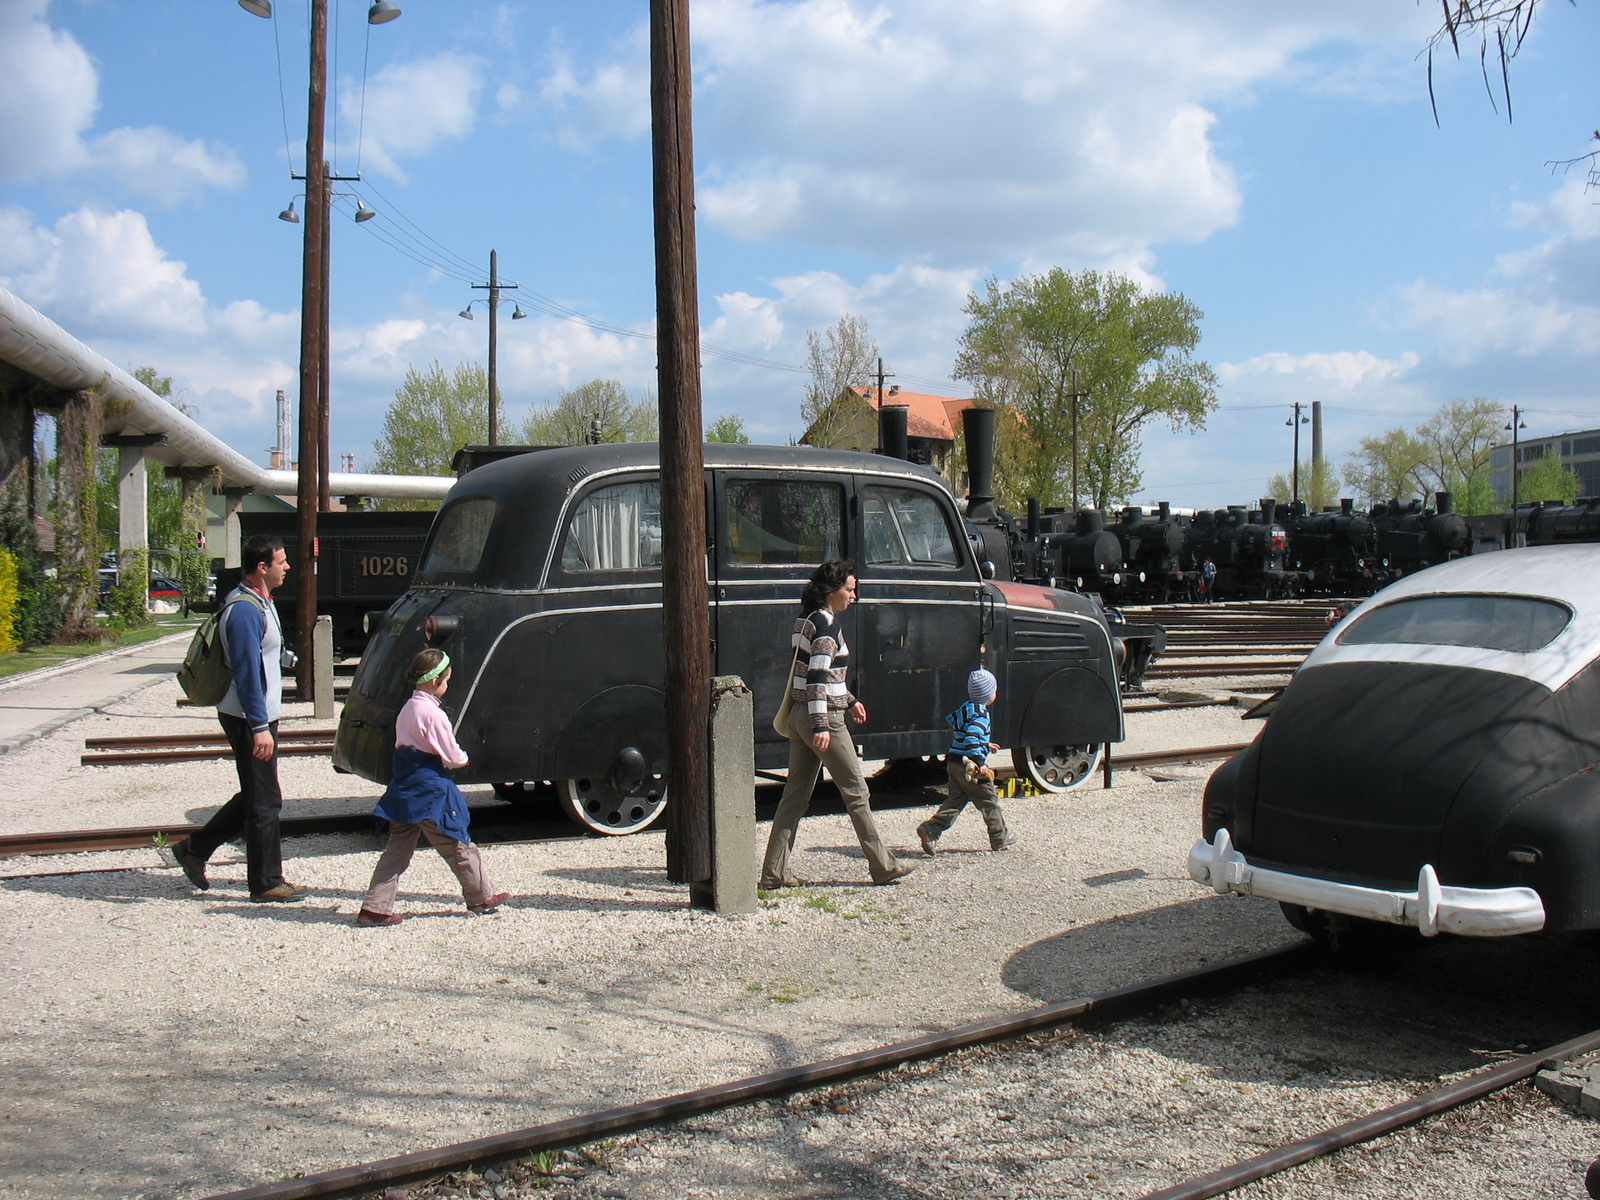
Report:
21,742,1253,858
199,936,1600,1200
203,944,1319,1200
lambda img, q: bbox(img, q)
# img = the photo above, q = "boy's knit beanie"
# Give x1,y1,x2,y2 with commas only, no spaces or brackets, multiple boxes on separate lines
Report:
968,669,997,703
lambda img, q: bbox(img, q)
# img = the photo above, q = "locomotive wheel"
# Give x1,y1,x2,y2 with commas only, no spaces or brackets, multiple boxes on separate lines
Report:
1012,744,1103,793
558,774,668,836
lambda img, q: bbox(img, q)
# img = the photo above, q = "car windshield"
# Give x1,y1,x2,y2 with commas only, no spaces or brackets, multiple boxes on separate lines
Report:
1338,593,1572,653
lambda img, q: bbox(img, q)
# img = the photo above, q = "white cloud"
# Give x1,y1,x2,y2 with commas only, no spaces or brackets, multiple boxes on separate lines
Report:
344,52,485,182
0,1,243,202
1389,181,1600,365
1219,349,1420,391
537,0,1433,266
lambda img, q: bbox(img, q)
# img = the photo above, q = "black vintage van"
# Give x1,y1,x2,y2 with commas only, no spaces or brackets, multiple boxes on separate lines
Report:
334,444,1127,833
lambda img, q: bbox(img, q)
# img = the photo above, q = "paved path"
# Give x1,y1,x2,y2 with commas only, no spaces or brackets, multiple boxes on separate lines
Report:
0,632,191,753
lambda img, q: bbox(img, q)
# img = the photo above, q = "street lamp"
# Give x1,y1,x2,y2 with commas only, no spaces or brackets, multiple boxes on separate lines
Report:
278,200,300,223
242,0,399,705
1506,405,1527,511
1285,403,1310,503
463,250,522,445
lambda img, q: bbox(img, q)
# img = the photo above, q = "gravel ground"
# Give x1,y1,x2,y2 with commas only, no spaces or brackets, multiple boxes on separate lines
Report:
389,937,1600,1200
28,671,1550,1200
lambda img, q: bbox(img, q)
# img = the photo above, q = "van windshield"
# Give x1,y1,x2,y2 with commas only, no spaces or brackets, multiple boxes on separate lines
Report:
1338,593,1572,653
419,497,496,577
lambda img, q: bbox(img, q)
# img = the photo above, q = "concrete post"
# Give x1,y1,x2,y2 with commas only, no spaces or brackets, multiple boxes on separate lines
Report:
313,614,335,720
690,675,758,914
116,447,148,555
223,492,246,569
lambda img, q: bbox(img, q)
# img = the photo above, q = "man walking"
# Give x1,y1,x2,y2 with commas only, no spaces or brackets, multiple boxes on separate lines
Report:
170,534,299,902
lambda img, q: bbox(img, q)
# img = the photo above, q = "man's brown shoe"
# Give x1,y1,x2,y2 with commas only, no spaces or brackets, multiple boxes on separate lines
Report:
170,839,209,890
467,892,510,914
873,859,917,885
356,909,402,927
251,882,302,902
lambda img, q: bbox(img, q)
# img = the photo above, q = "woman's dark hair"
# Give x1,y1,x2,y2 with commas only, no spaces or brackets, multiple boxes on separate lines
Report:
800,559,857,614
406,648,448,687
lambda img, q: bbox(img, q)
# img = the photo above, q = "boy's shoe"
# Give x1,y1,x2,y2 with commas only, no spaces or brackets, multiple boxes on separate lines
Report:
990,832,1016,852
170,839,209,890
468,892,510,914
251,882,301,902
356,909,402,927
916,823,939,857
873,859,917,885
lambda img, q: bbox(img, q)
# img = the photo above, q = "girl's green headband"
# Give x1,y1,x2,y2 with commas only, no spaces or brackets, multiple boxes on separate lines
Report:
418,653,450,684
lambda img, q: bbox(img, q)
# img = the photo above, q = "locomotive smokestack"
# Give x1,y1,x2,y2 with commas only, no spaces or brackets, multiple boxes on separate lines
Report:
1340,497,1354,516
1435,491,1454,515
878,404,909,461
961,406,997,521
1026,496,1040,540
1260,498,1277,524
1158,501,1171,520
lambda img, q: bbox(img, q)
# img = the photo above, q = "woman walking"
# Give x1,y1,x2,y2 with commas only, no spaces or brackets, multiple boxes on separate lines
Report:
760,560,917,889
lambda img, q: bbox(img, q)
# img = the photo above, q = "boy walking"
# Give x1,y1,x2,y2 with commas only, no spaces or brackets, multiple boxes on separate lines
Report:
918,669,1013,855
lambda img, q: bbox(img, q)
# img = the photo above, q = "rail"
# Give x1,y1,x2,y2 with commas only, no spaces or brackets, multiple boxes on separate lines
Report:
202,944,1316,1200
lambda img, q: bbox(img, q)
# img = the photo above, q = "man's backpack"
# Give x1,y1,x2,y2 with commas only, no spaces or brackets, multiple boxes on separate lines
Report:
176,590,267,706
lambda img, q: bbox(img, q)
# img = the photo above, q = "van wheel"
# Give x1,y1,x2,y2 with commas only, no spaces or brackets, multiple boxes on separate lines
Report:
1012,744,1103,793
558,775,668,835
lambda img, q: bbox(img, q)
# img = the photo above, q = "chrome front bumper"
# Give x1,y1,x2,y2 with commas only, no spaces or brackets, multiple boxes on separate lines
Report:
1188,828,1545,937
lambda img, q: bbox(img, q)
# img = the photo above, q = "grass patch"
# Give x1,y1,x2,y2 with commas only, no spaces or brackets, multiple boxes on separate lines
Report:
0,617,197,682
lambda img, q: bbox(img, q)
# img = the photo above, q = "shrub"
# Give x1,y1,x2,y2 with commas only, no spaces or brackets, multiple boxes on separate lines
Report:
105,548,152,631
0,548,18,654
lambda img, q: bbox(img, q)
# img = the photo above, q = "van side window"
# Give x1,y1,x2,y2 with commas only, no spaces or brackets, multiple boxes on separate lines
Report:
420,497,496,575
863,486,960,567
562,481,663,572
725,481,842,565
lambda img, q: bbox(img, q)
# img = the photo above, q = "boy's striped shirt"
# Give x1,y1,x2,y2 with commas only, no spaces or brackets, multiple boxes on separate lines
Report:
945,700,992,764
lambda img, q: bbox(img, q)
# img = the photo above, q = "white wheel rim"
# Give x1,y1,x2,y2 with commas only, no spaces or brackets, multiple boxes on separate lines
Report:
1017,744,1102,793
558,775,668,835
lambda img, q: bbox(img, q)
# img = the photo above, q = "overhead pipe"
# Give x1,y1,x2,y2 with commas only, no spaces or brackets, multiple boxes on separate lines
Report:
0,284,452,501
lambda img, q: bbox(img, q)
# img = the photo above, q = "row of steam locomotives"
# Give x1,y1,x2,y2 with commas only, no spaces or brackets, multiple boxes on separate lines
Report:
962,491,1471,604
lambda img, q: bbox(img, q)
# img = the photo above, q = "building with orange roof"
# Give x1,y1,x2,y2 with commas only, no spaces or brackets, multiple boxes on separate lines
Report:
799,384,975,487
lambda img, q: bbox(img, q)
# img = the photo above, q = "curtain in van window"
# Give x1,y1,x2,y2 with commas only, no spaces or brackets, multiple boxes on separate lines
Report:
562,481,664,571
863,486,959,567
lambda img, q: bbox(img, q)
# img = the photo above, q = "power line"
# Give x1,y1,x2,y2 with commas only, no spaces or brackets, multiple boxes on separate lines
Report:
356,15,372,175
270,4,296,174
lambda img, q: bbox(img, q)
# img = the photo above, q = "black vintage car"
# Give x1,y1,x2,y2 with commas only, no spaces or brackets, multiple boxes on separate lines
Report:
1191,544,1600,942
334,444,1129,833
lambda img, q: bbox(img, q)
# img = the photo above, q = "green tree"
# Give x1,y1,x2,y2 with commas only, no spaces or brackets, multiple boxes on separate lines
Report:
800,314,878,448
953,268,1216,511
706,413,751,444
1265,458,1338,511
1516,447,1580,503
370,361,488,510
521,379,657,445
1342,398,1506,515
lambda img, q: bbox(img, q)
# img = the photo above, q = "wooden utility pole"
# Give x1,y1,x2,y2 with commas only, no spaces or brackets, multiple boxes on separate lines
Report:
471,251,518,445
875,357,894,410
295,0,328,697
318,160,332,514
651,0,711,885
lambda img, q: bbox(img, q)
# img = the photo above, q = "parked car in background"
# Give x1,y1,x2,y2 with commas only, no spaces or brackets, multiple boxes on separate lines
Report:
1192,545,1600,947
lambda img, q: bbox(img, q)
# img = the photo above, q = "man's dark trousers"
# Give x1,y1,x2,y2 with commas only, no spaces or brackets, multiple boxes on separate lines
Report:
189,713,285,894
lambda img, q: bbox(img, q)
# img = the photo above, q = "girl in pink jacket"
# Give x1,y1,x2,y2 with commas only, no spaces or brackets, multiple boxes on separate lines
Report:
355,649,509,926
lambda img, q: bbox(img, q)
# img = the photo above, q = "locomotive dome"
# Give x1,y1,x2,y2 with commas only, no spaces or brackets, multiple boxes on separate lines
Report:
1301,543,1600,692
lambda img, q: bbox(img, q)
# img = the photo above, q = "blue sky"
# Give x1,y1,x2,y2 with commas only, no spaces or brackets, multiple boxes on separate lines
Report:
1,0,1596,507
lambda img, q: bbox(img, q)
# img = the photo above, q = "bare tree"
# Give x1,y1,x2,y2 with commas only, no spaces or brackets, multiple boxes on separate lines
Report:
1424,1,1597,185
800,315,878,448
